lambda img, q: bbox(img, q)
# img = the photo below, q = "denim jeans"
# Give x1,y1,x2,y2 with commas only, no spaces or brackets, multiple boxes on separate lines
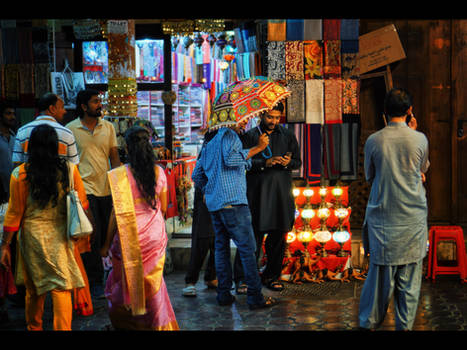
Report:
210,205,265,306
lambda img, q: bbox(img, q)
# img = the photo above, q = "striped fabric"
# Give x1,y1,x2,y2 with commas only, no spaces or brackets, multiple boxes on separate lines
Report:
12,115,79,165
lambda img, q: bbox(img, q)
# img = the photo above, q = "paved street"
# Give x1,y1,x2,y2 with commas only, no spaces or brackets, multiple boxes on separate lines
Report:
1,262,467,333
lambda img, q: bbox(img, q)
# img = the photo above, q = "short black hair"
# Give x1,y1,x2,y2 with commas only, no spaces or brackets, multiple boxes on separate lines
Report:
37,93,59,113
75,89,100,118
0,100,16,116
272,101,284,113
384,88,412,118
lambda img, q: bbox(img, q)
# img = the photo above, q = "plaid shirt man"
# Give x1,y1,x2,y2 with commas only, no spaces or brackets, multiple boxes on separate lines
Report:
192,127,252,212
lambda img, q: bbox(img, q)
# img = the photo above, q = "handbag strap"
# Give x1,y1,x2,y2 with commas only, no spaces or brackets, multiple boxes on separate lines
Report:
67,161,75,192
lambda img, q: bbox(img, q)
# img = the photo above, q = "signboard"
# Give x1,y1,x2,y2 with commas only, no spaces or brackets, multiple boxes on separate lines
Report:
359,24,406,74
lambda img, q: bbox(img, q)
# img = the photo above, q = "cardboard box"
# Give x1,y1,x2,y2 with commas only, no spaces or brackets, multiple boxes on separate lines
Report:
359,24,406,74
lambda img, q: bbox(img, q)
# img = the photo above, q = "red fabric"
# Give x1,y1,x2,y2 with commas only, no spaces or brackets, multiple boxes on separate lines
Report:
164,168,179,219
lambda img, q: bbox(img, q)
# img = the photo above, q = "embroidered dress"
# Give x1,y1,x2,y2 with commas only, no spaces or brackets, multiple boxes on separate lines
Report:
105,165,179,331
3,163,87,295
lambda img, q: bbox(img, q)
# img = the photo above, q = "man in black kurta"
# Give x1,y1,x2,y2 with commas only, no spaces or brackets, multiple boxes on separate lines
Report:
241,104,301,291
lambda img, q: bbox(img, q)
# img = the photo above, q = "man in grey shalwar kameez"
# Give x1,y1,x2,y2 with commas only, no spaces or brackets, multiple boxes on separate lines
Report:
359,88,430,331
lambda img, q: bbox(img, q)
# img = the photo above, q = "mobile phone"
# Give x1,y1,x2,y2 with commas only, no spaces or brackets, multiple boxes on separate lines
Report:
406,114,413,125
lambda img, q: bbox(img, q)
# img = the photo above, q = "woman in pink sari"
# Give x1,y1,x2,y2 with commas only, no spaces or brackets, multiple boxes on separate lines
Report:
100,126,179,331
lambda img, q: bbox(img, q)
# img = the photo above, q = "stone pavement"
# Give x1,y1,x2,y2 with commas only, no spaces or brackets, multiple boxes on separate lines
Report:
1,263,467,332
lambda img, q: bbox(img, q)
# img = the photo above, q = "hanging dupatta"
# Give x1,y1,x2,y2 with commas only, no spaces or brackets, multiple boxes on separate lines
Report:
107,166,146,316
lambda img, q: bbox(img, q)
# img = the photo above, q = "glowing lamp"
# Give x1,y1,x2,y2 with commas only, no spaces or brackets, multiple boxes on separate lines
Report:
335,208,349,220
333,230,350,257
286,231,297,244
333,230,350,244
332,187,343,198
319,187,327,197
303,188,314,198
295,209,300,219
219,61,229,70
292,188,301,197
301,209,315,220
297,231,313,243
314,230,332,243
296,230,313,256
317,208,330,220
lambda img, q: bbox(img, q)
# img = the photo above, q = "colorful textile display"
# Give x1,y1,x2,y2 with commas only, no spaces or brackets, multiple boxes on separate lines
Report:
286,19,304,41
305,79,324,124
267,20,286,41
286,80,305,123
303,20,322,40
340,19,360,40
323,19,341,40
285,41,304,81
342,79,360,114
324,79,342,124
304,40,323,79
324,40,341,79
266,41,285,81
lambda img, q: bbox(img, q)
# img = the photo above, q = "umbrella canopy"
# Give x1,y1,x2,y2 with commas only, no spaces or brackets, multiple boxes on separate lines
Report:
207,76,290,130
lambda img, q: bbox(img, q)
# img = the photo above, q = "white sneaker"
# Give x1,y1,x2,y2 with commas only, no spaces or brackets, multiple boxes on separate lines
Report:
182,284,197,297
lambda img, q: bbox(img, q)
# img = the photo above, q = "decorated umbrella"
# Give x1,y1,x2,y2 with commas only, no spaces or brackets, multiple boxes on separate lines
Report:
207,76,291,130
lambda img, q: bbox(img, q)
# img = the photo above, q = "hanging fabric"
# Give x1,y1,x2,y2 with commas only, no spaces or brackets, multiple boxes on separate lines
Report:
305,79,324,124
303,19,322,40
267,20,286,41
304,124,322,184
164,167,179,219
286,19,304,41
342,79,360,115
340,19,360,40
324,40,341,79
340,115,360,181
286,79,305,123
324,79,342,124
266,41,285,81
323,123,341,180
304,40,323,79
323,19,341,40
285,41,304,81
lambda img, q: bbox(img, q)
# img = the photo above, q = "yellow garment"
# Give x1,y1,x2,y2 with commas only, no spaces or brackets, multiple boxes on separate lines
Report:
4,163,87,295
107,165,145,316
66,117,118,197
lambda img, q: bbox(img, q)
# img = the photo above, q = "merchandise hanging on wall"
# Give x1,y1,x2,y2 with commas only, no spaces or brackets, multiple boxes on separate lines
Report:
266,18,361,184
50,62,85,109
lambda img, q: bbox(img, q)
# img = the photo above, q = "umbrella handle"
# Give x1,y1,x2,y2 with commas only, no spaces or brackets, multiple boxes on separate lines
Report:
257,126,272,159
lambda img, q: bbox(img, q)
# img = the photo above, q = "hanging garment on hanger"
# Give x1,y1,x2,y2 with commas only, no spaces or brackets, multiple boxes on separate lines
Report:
164,166,179,219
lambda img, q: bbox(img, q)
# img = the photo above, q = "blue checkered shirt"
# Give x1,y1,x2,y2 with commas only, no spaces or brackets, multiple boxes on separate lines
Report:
192,128,251,212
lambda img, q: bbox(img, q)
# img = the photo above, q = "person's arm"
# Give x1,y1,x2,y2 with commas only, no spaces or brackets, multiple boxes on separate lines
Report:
191,149,208,193
108,122,121,169
364,138,375,184
100,207,117,258
109,147,121,169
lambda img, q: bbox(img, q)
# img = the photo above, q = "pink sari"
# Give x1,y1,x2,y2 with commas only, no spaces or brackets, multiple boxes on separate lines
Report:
105,165,179,330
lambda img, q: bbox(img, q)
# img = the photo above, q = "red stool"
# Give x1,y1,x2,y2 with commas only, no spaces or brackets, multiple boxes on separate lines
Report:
427,226,467,282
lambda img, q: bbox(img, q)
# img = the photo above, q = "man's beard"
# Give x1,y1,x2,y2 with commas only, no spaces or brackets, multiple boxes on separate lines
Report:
88,109,102,117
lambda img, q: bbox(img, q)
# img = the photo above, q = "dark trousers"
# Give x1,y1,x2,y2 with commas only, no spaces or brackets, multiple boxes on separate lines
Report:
234,228,286,283
81,194,113,287
184,236,216,285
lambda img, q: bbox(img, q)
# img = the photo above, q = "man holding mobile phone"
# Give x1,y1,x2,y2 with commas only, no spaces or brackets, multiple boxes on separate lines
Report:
235,102,301,292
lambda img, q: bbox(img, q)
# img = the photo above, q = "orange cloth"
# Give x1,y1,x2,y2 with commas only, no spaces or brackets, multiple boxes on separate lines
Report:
72,239,93,316
23,262,73,331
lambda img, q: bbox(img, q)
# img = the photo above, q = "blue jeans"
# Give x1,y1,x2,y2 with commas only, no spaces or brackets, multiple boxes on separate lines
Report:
210,205,265,306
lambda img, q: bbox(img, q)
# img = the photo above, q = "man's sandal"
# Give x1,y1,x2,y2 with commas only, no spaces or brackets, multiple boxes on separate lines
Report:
266,280,284,292
249,296,278,310
235,281,248,295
